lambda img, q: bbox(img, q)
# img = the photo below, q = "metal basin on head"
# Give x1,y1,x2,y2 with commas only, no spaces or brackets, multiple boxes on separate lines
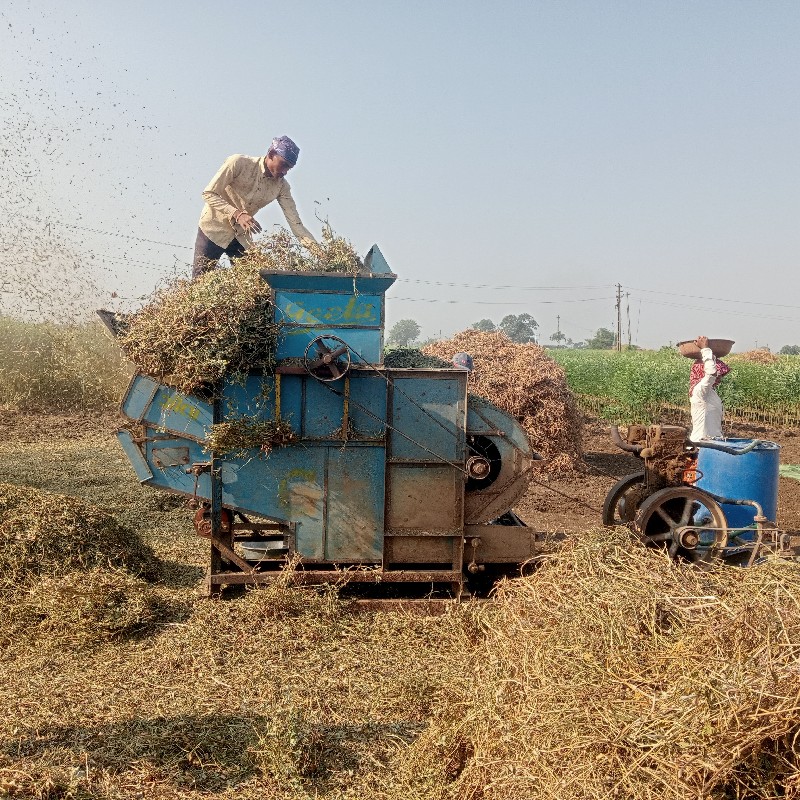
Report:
677,338,734,359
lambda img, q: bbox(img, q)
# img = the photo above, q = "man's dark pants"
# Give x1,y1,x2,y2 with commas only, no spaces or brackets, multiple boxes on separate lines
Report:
192,229,245,278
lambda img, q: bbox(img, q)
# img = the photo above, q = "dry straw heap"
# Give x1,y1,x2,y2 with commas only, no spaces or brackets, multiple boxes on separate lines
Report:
0,483,164,650
730,348,781,365
390,528,800,800
423,330,584,472
117,226,362,396
0,482,157,589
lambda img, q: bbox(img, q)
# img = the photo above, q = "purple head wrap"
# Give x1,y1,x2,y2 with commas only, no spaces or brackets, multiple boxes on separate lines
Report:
452,352,474,371
270,135,300,166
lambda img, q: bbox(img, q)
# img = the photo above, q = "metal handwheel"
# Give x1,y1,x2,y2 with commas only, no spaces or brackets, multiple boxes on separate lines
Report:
303,335,352,382
634,486,728,563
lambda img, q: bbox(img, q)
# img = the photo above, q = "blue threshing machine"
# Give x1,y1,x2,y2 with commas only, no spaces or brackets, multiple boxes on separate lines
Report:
113,246,540,595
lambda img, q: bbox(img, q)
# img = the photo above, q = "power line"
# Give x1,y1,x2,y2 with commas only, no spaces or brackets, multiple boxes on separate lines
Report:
59,221,193,249
639,297,798,323
390,296,613,305
626,285,800,311
397,278,609,291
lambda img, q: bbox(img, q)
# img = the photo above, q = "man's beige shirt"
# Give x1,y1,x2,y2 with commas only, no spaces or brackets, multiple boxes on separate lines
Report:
199,154,316,249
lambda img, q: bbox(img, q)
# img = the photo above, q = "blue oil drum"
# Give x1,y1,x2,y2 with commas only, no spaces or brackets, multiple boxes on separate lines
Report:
696,439,781,530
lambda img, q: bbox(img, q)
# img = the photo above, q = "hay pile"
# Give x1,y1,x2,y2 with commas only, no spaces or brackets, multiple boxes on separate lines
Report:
118,259,279,395
392,528,800,799
16,567,166,646
423,330,583,472
232,223,363,276
730,348,780,364
118,226,362,395
0,482,157,588
0,484,164,651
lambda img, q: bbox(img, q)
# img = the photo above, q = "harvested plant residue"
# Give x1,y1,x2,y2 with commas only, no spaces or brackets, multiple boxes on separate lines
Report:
730,348,780,365
118,260,278,395
117,227,363,395
232,223,363,276
383,348,453,369
390,528,800,800
16,567,166,647
0,482,157,588
423,330,583,472
5,524,800,798
207,417,298,457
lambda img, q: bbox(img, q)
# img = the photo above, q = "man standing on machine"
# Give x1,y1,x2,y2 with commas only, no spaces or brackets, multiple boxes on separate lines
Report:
193,136,318,278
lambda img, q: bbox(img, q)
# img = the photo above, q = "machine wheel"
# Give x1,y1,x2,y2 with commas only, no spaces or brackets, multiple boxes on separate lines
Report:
634,486,728,563
304,335,351,382
602,471,646,527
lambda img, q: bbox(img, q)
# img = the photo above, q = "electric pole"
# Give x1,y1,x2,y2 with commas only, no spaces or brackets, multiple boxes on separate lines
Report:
615,283,622,352
626,292,631,348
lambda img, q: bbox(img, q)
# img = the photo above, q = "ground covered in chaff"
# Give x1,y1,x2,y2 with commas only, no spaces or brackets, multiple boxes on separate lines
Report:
2,413,800,799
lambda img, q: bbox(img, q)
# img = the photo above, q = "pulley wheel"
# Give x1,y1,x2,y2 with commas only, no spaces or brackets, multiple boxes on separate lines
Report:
303,335,351,382
634,486,728,563
602,471,646,527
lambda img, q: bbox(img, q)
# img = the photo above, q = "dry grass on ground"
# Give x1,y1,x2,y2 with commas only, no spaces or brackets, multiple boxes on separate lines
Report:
3,482,800,799
393,529,800,800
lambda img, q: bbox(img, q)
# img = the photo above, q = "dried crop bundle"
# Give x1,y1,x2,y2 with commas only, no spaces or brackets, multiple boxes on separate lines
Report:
19,567,165,647
393,528,800,800
423,330,583,472
118,259,279,395
0,483,157,588
117,227,362,396
730,348,780,365
207,417,298,457
232,223,363,275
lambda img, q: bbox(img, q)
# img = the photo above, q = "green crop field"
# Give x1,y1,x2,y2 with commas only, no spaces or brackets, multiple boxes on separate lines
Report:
551,348,800,428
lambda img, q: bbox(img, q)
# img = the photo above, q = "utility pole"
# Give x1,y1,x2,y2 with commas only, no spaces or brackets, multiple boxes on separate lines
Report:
626,292,631,348
615,283,622,352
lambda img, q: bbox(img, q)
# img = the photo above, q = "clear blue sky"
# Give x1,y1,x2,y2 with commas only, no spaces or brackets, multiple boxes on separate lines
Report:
1,0,799,350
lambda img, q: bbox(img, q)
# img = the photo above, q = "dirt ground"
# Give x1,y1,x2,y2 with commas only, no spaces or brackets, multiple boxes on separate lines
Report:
517,417,800,533
2,409,798,534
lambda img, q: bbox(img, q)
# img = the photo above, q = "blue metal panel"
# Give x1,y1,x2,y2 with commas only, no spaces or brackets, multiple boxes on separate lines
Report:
326,446,385,561
389,375,466,462
121,376,213,442
277,290,383,327
262,269,396,366
303,376,347,438
348,372,388,438
363,244,391,274
116,430,153,483
145,437,209,495
121,374,160,422
263,271,396,294
220,447,326,559
221,374,276,420
278,325,384,364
